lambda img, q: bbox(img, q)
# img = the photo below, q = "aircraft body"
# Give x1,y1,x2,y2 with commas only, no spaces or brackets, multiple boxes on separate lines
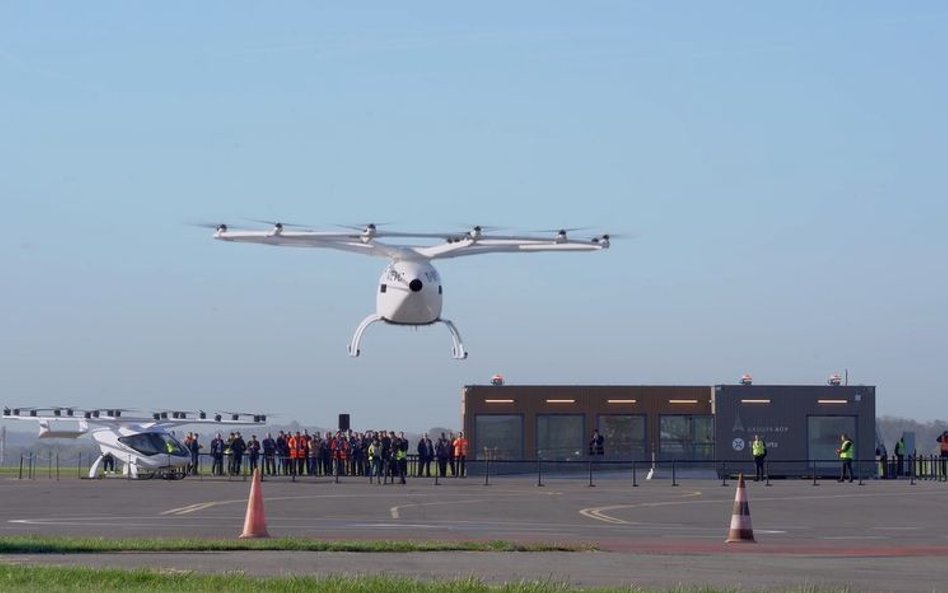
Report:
210,223,610,358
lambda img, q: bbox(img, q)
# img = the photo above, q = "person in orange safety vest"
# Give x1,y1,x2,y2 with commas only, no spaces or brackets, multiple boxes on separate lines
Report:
452,432,469,478
287,432,299,476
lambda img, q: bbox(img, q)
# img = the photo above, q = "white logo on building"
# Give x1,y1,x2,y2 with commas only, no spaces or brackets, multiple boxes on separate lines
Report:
732,437,745,451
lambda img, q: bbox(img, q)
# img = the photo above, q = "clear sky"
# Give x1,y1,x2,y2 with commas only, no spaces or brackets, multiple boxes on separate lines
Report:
2,3,946,432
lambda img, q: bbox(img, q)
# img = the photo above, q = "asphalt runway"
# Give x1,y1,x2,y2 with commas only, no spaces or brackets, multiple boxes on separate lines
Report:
1,474,947,592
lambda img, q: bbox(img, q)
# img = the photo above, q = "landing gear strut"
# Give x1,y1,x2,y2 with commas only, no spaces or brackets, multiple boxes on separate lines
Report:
348,315,468,360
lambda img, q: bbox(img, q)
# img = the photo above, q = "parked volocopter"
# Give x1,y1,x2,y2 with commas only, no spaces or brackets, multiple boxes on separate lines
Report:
2,407,264,479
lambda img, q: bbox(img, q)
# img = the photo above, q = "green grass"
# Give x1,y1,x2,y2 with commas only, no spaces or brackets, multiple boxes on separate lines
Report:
0,535,593,554
0,565,852,593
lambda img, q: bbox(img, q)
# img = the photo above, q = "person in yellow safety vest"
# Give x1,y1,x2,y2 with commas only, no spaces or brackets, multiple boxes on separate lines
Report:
894,437,906,477
836,433,854,483
368,439,381,484
393,440,407,484
751,434,767,481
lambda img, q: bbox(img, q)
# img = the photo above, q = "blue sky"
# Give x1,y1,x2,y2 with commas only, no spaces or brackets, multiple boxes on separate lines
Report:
2,3,946,432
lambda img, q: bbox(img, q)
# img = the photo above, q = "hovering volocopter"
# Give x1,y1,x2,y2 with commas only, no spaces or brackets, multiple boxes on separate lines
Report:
209,222,611,359
2,407,265,479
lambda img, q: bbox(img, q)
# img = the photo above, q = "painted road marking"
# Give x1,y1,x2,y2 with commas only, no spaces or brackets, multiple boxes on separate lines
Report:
580,491,703,524
161,502,220,515
389,490,560,520
391,498,491,520
352,523,445,529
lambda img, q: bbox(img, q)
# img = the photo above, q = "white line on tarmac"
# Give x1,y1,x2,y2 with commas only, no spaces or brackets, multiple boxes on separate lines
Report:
352,523,445,529
579,487,937,527
391,498,491,520
579,490,703,524
389,490,560,521
161,502,219,515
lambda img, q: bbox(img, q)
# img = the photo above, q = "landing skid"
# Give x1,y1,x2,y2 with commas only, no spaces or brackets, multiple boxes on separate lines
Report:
348,314,468,359
440,318,469,360
347,314,383,357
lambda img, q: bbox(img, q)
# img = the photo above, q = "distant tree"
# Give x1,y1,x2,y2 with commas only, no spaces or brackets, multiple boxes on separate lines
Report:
877,416,948,454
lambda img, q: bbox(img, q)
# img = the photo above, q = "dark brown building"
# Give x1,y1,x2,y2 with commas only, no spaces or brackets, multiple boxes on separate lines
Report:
462,385,713,461
462,383,877,476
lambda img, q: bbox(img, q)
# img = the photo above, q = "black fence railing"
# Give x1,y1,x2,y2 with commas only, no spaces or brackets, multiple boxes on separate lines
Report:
6,451,948,485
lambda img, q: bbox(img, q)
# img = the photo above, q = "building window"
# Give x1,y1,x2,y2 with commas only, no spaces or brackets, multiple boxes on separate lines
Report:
659,415,714,461
807,415,856,470
597,414,647,460
536,414,584,460
473,415,523,461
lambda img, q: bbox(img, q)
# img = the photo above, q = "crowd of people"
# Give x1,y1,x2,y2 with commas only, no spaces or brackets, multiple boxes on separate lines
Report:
180,430,470,481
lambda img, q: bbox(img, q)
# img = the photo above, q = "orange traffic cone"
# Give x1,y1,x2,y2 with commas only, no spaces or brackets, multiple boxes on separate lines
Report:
239,469,270,539
725,472,755,543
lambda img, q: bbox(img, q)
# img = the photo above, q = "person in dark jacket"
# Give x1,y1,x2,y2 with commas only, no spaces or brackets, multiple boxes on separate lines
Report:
210,433,225,476
589,429,605,457
262,433,276,476
230,432,247,476
435,433,450,478
247,434,261,474
417,434,433,477
188,433,202,475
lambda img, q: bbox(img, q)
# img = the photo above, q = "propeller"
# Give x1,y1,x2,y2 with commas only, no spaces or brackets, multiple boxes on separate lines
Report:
221,411,268,422
187,220,231,232
337,222,393,233
588,231,632,241
242,218,314,231
452,223,505,233
49,406,78,418
336,222,395,242
187,219,265,234
442,224,506,243
531,226,594,235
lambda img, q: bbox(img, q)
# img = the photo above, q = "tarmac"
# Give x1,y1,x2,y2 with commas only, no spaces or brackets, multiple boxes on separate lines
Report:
1,472,946,592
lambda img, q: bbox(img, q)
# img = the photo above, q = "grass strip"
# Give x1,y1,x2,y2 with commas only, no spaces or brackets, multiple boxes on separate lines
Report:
0,564,852,593
0,535,594,554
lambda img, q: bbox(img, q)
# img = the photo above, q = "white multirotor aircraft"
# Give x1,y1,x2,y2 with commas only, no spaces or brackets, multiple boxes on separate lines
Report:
2,407,265,479
210,223,611,359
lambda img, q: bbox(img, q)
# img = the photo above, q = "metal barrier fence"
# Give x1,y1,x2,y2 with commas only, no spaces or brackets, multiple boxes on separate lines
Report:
7,451,948,485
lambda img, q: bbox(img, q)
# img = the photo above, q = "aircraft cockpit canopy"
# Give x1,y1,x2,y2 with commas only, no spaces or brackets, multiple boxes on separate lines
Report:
118,432,188,457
